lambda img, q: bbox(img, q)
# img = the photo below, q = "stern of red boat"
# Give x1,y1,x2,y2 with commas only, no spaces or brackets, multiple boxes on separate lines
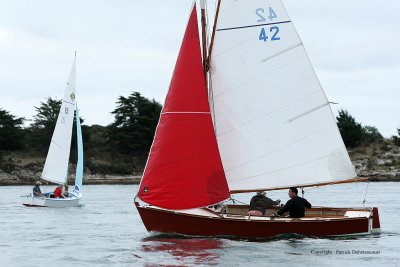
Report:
371,207,381,233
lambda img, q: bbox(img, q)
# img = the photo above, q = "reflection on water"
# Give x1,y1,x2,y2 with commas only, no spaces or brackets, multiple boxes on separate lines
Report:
139,236,223,266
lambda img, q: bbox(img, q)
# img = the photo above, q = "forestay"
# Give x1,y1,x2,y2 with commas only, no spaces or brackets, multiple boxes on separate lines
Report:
41,57,77,184
209,0,357,192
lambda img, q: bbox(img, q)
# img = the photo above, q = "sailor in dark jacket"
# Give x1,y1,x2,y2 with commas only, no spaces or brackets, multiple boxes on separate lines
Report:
277,187,311,218
248,192,280,216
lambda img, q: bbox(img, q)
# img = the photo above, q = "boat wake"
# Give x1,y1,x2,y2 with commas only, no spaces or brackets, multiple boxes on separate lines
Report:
145,231,309,242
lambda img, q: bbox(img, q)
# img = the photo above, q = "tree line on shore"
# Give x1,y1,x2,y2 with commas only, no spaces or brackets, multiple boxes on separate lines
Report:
0,92,161,175
1,91,399,175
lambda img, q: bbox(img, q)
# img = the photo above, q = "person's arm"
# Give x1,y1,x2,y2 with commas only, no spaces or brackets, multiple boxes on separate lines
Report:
277,200,291,215
266,197,280,206
304,199,312,209
272,199,281,205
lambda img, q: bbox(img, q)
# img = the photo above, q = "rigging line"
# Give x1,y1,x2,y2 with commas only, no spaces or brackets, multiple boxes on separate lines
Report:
362,180,370,206
229,197,246,205
217,20,291,32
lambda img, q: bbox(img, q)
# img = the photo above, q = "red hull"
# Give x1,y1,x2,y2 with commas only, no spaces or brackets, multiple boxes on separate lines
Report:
136,204,376,238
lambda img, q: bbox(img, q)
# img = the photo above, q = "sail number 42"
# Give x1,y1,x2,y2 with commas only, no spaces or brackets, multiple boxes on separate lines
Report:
256,7,280,42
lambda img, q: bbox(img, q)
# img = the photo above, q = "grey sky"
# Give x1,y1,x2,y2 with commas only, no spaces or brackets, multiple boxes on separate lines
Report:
0,0,398,137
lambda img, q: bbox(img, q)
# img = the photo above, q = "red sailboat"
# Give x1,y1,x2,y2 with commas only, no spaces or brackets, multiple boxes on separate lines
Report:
135,1,380,238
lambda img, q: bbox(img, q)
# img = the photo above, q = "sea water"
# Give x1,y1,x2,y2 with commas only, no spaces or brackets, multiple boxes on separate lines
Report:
0,183,399,267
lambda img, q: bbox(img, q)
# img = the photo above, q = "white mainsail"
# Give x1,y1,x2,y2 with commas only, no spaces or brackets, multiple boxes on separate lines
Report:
41,57,77,184
210,0,357,192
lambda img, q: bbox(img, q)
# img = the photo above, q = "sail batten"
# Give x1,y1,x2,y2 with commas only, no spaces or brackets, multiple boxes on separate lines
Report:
210,0,357,192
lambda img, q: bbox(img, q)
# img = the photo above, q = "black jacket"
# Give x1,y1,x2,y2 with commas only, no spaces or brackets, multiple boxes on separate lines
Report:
277,196,311,218
249,195,280,215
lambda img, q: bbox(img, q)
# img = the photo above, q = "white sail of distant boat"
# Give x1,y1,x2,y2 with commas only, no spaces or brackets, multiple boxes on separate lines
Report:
41,56,77,185
23,54,84,208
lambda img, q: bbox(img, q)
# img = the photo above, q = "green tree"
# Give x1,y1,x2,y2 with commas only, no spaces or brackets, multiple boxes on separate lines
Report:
32,97,62,129
336,109,363,148
393,127,400,146
108,92,162,154
362,125,383,143
0,109,24,150
27,97,62,148
27,97,85,151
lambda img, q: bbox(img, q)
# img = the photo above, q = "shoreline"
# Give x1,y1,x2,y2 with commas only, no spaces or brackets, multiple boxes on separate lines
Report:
0,175,399,186
0,174,142,186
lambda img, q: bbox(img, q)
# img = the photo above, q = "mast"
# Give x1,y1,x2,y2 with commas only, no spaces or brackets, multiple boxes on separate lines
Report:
200,0,208,84
206,0,221,70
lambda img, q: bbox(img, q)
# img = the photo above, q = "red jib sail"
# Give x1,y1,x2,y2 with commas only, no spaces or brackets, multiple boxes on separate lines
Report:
138,4,230,210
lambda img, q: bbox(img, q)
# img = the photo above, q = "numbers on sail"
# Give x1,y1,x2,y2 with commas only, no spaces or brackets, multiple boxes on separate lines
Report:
65,107,69,114
255,7,277,22
259,28,268,42
270,26,280,41
258,27,280,42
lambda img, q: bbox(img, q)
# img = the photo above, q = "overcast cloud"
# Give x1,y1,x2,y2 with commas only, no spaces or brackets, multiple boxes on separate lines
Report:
0,0,398,137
